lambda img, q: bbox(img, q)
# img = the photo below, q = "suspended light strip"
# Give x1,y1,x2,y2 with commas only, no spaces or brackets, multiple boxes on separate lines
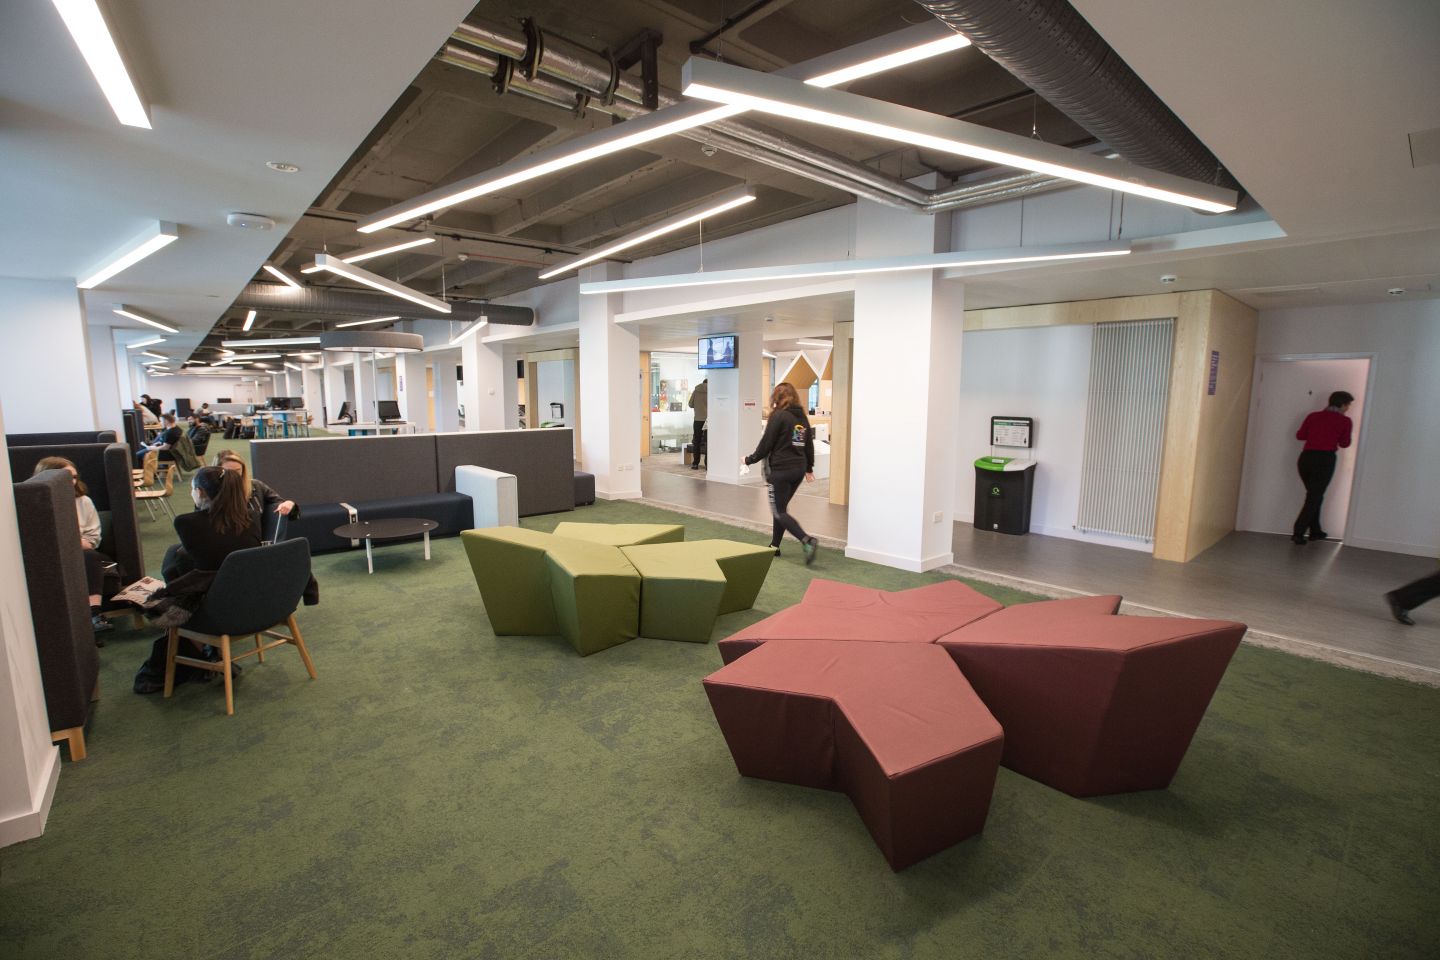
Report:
681,60,1237,213
49,0,151,128
539,188,756,280
140,351,167,360
112,305,179,332
342,236,436,263
796,340,833,348
581,240,1132,295
262,264,303,289
448,319,489,346
356,21,970,233
284,362,303,372
220,337,322,347
242,309,256,331
212,353,283,366
802,31,970,88
78,221,178,288
312,254,452,313
124,336,165,350
335,316,400,328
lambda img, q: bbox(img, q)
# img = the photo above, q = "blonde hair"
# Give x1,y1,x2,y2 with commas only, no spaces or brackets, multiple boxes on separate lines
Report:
211,449,253,500
33,456,86,498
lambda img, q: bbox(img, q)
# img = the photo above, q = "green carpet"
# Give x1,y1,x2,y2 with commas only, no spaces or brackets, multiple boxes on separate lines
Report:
2,443,1437,959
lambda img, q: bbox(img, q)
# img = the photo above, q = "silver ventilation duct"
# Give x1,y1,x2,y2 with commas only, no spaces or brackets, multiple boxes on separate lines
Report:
232,282,534,326
912,0,1239,190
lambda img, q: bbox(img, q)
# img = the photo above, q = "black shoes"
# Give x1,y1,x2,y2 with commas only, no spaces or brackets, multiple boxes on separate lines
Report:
1311,530,1329,541
1385,592,1415,626
771,546,782,557
1291,535,1308,546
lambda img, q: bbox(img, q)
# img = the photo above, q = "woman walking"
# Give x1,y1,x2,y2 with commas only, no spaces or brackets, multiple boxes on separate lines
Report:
1291,390,1354,545
745,383,819,564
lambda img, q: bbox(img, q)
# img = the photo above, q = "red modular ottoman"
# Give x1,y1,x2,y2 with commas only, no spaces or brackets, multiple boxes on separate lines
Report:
703,639,1004,870
718,578,1003,664
937,596,1244,797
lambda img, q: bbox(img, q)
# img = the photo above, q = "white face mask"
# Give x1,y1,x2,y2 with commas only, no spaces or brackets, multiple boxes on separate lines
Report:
191,487,206,510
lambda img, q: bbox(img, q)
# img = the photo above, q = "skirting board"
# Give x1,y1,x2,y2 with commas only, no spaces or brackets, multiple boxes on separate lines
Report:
595,488,643,501
0,745,60,848
843,545,954,573
1343,537,1439,559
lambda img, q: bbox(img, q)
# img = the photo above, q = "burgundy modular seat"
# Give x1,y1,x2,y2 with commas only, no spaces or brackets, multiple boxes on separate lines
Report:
703,639,1004,871
718,578,1002,664
936,596,1244,797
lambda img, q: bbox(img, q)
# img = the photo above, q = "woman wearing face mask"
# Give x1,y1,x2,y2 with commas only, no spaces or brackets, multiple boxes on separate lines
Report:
161,466,261,581
32,456,117,635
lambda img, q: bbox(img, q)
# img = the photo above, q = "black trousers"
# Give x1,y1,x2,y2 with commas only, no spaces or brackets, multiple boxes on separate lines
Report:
1293,450,1337,539
692,419,705,465
767,467,809,546
1389,571,1440,612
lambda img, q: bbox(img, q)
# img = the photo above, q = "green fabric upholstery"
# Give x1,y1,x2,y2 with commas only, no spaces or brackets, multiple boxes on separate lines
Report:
552,521,685,546
544,538,641,655
621,540,775,642
461,528,561,637
687,540,775,613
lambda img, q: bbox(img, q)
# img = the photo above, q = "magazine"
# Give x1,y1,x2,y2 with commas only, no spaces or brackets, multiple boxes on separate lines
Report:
111,576,165,607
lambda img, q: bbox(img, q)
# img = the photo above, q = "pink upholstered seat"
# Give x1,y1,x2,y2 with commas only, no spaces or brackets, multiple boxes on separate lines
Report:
937,598,1243,797
703,639,1003,870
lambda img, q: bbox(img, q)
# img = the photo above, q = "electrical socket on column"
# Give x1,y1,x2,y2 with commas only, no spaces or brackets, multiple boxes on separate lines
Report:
932,511,944,523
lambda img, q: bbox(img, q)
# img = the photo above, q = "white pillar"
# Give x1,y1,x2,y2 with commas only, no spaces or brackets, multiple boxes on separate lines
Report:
322,354,347,422
578,263,642,498
704,332,764,486
460,332,506,431
434,358,460,432
88,326,125,435
0,413,63,846
0,279,97,433
502,350,521,429
353,354,378,422
395,353,428,429
845,195,964,572
301,364,323,414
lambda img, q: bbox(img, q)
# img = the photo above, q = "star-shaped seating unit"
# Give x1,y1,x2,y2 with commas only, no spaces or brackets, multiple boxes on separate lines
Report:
704,579,1246,870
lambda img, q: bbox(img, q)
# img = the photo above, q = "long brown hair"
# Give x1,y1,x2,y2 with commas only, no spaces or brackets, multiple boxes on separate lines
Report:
33,456,86,498
770,382,802,413
211,449,253,499
192,466,253,536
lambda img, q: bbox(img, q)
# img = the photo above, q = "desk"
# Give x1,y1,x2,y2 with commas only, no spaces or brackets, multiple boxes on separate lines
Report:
266,409,309,438
333,421,412,436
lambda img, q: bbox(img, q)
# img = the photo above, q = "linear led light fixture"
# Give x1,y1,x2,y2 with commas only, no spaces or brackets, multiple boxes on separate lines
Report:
356,21,970,233
124,336,165,350
49,0,150,128
796,340,833,348
242,309,256,331
211,353,283,366
335,316,400,328
580,240,1132,295
262,264,303,289
341,236,436,263
312,254,452,313
539,188,756,280
682,60,1237,213
448,319,489,346
220,337,322,347
283,362,303,372
78,221,178,288
111,305,179,332
140,351,167,360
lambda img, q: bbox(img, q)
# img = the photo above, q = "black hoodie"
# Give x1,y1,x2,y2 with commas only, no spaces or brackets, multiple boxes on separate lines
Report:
745,404,814,474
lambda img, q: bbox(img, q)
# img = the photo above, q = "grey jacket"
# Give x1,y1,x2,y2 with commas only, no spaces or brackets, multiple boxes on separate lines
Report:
688,380,708,420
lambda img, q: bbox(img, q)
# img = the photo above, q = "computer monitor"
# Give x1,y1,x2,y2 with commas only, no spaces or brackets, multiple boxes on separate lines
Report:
215,397,231,404
377,400,402,422
267,397,288,410
289,397,304,409
336,402,351,422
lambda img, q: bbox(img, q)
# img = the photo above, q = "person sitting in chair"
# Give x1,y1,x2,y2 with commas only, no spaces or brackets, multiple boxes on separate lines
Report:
211,449,298,541
32,456,119,637
161,466,260,581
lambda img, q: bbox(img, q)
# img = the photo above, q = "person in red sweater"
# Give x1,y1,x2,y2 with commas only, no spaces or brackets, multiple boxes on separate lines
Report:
1291,390,1354,545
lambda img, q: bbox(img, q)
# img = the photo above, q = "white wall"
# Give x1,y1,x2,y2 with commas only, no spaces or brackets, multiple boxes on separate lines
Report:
951,324,1135,547
0,278,96,433
88,326,124,436
143,374,251,408
535,360,574,427
1255,300,1440,557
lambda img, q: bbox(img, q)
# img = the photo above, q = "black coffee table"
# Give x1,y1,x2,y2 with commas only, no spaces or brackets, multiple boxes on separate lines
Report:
332,518,439,574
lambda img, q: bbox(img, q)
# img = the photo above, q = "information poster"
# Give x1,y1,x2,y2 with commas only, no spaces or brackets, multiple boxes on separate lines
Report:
991,416,1033,448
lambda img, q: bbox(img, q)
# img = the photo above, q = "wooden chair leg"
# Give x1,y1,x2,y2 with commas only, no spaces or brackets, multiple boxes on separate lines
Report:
52,727,87,761
163,627,179,697
255,633,265,663
288,615,317,679
131,611,144,630
221,635,235,716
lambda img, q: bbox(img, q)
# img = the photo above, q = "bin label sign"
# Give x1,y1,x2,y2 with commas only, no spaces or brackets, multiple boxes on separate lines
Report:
1207,350,1219,396
990,485,1001,497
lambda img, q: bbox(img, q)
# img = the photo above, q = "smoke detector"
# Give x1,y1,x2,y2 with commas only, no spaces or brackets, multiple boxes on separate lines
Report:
1159,274,1178,285
701,143,717,158
1387,287,1406,296
226,212,275,231
265,161,300,173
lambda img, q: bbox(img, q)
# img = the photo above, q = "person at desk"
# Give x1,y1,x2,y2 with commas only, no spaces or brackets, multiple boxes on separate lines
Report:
32,456,117,636
212,449,298,539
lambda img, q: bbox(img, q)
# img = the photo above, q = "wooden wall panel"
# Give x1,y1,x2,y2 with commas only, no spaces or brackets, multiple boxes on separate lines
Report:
829,321,854,507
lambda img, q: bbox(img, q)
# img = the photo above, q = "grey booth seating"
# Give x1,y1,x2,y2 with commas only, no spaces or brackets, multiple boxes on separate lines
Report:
7,431,117,446
251,430,576,553
13,470,100,761
7,442,145,593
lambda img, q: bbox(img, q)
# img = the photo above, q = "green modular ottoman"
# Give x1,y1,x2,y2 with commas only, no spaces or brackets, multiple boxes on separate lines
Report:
621,540,775,643
461,528,561,637
552,521,685,547
545,538,642,655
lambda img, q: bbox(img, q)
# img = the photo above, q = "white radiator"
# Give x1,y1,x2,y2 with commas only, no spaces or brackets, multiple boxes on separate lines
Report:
1076,318,1175,542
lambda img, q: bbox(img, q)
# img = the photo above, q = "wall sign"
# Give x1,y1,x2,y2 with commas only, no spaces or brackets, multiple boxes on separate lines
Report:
1207,350,1220,396
991,416,1034,449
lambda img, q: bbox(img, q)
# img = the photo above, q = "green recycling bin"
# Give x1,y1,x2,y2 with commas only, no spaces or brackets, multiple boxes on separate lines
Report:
974,456,1036,535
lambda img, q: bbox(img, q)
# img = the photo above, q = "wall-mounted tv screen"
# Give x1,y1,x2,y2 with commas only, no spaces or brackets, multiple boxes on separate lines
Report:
697,334,738,369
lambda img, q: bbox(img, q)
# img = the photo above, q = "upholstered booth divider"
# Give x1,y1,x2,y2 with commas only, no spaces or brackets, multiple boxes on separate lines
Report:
251,430,576,553
13,470,100,761
7,442,144,590
7,431,117,446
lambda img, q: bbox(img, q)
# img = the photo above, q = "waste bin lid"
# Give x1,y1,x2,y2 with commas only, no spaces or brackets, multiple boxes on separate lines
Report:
975,456,1035,472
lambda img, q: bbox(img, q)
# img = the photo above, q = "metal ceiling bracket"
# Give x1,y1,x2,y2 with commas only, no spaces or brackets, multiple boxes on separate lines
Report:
613,28,662,111
599,49,621,107
572,92,591,119
491,56,514,96
520,18,545,82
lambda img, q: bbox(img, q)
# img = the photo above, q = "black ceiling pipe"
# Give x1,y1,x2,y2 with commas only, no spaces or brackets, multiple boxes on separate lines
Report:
913,0,1239,190
232,282,534,326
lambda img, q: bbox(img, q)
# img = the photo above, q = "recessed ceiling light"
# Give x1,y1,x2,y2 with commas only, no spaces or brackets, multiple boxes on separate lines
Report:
49,0,150,128
266,161,301,173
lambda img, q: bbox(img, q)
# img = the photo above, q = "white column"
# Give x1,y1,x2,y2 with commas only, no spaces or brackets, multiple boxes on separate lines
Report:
0,413,63,847
322,354,347,422
353,354,377,422
301,364,323,414
434,358,460,432
0,279,97,433
395,353,428,429
705,333,764,486
845,194,964,572
578,263,642,498
87,326,124,435
459,332,506,431
502,350,521,429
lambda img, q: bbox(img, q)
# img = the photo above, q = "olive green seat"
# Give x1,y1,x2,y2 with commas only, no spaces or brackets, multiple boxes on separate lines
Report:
552,521,685,547
621,540,775,643
462,528,641,656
